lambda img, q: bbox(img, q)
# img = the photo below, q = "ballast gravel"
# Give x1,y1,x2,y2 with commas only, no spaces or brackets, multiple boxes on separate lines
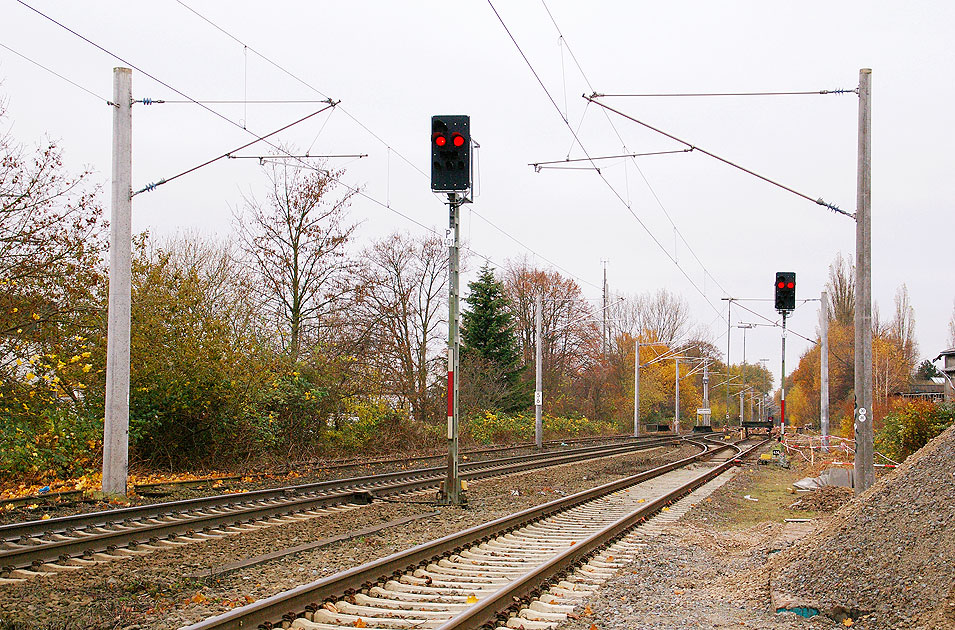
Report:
0,444,697,630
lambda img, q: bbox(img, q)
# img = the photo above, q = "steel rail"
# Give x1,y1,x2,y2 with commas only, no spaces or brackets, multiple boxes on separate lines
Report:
179,438,735,630
436,439,765,630
0,435,653,509
0,438,682,573
1,437,678,543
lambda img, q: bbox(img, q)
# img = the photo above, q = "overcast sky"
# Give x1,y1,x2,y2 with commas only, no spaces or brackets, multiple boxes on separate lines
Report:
2,1,953,389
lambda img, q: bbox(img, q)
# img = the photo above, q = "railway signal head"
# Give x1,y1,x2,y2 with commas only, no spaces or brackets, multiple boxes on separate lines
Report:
431,115,471,192
774,271,796,312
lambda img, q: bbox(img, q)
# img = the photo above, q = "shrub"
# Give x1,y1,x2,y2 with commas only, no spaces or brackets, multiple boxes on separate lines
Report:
875,400,954,462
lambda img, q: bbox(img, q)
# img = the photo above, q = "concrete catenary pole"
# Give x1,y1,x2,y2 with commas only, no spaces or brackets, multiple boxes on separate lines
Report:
535,293,543,449
673,357,680,434
854,68,874,493
820,290,830,451
633,340,640,437
102,67,132,496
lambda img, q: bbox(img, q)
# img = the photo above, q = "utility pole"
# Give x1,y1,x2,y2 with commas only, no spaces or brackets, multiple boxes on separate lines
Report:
855,68,874,493
102,67,132,497
633,339,640,437
601,260,608,356
535,293,543,449
442,192,464,505
701,360,711,429
673,356,680,434
820,290,830,451
722,297,734,427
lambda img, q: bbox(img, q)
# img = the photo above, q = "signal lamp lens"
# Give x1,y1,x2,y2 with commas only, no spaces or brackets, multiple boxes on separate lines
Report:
787,282,795,289
452,133,465,147
778,282,785,288
435,135,447,147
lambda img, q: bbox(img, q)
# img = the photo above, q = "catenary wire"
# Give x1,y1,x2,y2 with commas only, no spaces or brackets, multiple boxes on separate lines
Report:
12,0,507,271
174,0,605,292
584,95,854,219
540,0,736,302
0,40,113,105
594,89,857,97
132,102,337,196
489,0,724,319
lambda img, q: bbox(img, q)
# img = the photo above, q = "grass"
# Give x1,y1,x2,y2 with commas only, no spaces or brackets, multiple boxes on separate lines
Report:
687,461,821,530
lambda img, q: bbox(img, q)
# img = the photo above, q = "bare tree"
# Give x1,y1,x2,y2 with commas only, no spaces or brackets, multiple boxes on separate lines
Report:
826,253,855,326
236,159,356,361
609,289,693,347
889,284,918,369
948,300,955,348
356,232,447,422
503,257,598,393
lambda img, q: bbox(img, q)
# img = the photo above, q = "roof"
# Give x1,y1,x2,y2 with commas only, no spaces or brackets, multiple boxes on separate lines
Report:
935,347,955,361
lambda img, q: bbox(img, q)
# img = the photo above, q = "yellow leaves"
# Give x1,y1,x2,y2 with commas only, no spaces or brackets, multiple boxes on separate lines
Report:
662,506,670,512
843,619,854,627
190,592,208,604
31,312,40,321
589,625,598,630
353,619,367,628
41,514,51,520
582,605,593,616
69,355,80,363
606,555,614,562
82,364,92,373
466,594,479,604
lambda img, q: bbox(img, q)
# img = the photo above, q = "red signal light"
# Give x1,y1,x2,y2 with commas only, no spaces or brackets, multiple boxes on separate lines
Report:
452,133,465,147
434,134,447,147
777,281,785,289
787,282,795,289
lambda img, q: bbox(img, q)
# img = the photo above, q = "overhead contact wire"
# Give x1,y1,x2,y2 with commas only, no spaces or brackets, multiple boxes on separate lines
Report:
584,96,853,219
491,0,722,317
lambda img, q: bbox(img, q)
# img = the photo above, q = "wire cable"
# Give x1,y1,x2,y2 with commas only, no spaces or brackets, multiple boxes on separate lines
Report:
594,89,857,98
175,0,604,292
132,102,337,196
12,0,508,272
0,40,114,106
489,0,724,319
584,95,854,219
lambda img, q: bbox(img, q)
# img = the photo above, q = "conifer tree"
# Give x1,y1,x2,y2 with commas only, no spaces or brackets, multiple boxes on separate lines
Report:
461,265,528,412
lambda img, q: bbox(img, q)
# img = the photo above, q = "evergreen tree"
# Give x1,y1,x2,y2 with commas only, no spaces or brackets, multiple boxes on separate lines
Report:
461,265,529,412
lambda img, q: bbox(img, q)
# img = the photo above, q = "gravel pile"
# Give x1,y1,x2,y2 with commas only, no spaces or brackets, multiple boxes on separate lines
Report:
789,486,854,512
769,425,955,629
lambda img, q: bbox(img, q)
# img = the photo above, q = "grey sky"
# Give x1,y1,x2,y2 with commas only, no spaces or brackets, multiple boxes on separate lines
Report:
2,1,953,388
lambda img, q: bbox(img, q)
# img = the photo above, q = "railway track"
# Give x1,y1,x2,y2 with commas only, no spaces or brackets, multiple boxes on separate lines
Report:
0,435,647,509
0,435,681,583
179,436,765,630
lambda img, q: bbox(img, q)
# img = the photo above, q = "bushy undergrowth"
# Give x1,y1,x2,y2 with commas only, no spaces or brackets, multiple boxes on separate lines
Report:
876,400,954,462
465,410,615,445
0,407,101,480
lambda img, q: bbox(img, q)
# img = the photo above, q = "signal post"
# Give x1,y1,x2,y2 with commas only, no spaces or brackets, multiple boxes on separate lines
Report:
432,115,471,506
774,272,796,435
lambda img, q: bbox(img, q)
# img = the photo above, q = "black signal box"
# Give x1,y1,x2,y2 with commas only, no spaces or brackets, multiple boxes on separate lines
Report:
431,115,471,192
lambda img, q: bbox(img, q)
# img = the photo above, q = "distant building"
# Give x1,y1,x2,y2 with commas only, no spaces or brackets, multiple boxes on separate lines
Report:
894,378,946,402
935,348,955,403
